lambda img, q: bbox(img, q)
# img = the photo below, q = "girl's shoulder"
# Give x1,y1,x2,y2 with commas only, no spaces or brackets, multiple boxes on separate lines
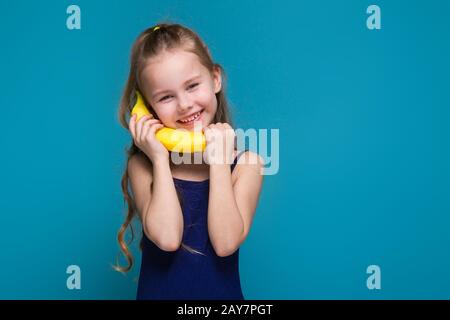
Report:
129,151,152,167
235,150,265,167
232,150,265,179
128,152,153,180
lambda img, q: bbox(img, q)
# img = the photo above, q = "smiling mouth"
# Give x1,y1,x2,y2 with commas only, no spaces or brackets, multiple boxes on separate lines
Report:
177,110,203,124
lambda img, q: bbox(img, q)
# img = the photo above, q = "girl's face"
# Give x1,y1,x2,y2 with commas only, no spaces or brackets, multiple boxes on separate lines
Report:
140,49,221,130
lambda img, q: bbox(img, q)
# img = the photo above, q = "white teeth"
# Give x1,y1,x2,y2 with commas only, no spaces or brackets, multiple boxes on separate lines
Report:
179,111,201,123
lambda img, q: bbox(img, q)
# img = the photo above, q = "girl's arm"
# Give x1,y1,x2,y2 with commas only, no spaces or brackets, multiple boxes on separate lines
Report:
208,151,264,257
128,153,184,251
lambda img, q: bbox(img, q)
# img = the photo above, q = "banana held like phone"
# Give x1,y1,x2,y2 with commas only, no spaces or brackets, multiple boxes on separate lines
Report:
131,91,206,153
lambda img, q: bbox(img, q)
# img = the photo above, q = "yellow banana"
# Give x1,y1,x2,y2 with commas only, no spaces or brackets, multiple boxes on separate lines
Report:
131,91,206,153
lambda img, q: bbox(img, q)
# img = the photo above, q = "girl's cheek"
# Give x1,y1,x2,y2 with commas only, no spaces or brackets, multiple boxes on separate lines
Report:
196,90,216,110
153,106,173,125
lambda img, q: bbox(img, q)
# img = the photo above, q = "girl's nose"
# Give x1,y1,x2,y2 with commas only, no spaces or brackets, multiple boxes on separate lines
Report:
177,93,194,112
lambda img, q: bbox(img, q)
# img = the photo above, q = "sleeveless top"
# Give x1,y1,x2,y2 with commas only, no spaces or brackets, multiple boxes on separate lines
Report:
137,151,247,300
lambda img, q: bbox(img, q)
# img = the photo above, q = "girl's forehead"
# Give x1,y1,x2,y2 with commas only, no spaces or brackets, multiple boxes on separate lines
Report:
143,50,205,78
140,50,210,91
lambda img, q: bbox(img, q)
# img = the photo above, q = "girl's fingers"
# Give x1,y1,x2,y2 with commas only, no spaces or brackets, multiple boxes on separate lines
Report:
203,124,214,132
129,114,136,138
134,116,143,142
135,115,152,141
140,119,162,141
140,119,152,141
148,123,164,139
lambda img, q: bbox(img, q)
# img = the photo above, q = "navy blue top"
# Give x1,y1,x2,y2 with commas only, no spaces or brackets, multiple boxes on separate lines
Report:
137,151,247,300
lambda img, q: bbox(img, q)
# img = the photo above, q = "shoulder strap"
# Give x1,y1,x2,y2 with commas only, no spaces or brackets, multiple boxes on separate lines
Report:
231,149,248,172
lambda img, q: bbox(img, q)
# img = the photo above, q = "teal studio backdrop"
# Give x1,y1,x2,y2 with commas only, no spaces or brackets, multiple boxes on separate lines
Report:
0,0,449,299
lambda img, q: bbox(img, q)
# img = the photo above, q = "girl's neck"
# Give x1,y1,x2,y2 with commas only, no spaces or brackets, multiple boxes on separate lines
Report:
169,156,210,181
168,152,208,168
168,150,238,168
168,150,237,181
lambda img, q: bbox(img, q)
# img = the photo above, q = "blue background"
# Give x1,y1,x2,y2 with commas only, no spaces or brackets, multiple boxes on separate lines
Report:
0,0,449,299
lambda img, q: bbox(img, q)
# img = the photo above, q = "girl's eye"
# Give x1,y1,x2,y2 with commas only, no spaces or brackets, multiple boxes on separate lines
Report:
158,83,198,102
159,95,172,102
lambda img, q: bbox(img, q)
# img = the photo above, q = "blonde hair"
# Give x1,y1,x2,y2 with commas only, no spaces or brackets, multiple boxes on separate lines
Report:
114,23,233,273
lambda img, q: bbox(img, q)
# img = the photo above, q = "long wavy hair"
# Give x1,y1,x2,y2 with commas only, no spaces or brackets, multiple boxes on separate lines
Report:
114,23,233,273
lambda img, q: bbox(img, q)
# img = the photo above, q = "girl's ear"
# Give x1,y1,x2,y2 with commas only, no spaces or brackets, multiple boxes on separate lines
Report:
212,66,222,94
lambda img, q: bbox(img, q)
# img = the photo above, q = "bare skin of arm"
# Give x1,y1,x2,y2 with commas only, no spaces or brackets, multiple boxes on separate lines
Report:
208,151,264,257
128,153,184,252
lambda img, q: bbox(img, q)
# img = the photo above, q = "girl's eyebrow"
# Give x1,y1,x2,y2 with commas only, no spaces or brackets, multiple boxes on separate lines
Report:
152,74,202,98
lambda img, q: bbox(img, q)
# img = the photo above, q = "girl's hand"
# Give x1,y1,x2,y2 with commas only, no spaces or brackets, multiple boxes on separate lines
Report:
203,123,235,165
129,114,169,162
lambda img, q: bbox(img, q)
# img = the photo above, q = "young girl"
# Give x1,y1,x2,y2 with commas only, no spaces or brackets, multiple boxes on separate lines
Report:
116,23,264,300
